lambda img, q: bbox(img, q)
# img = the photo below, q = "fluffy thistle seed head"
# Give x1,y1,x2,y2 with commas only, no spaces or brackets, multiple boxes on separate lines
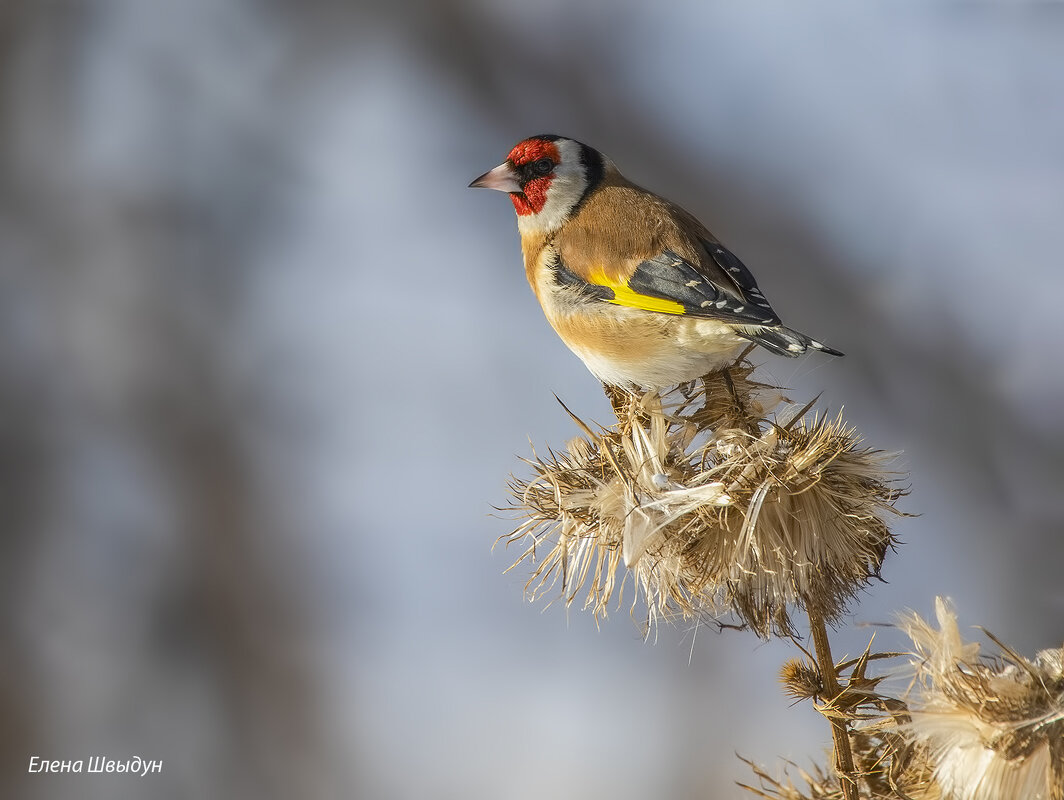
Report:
503,364,905,636
900,597,1064,800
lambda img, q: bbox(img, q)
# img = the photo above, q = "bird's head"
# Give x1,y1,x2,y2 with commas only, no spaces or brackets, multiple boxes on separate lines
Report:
469,135,607,235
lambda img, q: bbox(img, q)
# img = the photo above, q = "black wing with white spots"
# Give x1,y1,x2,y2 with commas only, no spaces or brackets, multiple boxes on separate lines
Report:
702,239,778,317
624,245,781,325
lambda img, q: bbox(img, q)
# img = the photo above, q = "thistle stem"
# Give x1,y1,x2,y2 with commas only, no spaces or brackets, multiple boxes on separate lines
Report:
808,608,859,800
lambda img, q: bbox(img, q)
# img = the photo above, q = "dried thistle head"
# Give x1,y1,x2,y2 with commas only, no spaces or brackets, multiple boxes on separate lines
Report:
781,658,822,702
503,363,905,637
899,597,1064,800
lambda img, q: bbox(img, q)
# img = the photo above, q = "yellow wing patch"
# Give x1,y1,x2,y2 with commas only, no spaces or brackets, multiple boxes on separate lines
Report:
587,268,686,315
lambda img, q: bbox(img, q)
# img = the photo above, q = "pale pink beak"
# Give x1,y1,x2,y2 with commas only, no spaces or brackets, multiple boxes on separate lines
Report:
468,162,522,193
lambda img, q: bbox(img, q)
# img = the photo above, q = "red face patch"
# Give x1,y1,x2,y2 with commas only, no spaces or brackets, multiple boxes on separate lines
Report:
507,138,560,167
510,179,548,215
506,138,561,216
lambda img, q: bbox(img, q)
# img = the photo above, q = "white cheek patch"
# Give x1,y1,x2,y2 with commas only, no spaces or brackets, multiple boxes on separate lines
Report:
516,139,588,236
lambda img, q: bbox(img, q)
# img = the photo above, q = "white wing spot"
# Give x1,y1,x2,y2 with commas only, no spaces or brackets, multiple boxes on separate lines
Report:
715,299,727,308
701,301,713,308
787,343,803,352
733,305,744,313
685,280,701,288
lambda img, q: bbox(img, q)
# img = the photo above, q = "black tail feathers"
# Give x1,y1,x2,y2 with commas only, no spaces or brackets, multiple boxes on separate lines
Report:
738,325,844,359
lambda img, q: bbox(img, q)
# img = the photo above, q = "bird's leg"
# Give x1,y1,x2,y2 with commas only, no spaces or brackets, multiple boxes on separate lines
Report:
720,369,741,412
720,368,760,437
605,384,657,438
603,383,632,420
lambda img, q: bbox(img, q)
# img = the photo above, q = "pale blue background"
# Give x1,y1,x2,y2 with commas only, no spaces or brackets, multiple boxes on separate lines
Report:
2,1,1062,798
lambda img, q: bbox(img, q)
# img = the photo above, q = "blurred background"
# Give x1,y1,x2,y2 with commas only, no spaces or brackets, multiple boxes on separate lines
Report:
2,1,1063,798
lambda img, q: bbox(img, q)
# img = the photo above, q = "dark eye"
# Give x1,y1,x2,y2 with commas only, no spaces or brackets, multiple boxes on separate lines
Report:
533,157,554,176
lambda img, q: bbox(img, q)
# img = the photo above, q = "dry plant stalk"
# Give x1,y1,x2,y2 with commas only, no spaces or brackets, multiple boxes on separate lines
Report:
740,746,941,800
503,362,904,637
746,639,939,800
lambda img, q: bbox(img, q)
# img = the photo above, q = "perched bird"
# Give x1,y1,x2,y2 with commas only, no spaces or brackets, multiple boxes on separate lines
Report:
469,135,841,389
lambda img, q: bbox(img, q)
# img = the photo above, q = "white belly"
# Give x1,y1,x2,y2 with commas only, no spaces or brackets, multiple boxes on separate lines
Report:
568,318,746,388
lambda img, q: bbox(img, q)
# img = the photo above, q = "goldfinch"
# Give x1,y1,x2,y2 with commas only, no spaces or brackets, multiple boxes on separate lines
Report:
470,135,842,389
